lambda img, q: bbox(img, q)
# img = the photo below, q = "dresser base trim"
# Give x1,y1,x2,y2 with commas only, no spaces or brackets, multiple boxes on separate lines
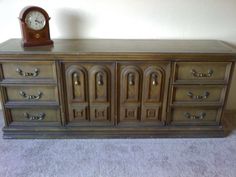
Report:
2,126,225,139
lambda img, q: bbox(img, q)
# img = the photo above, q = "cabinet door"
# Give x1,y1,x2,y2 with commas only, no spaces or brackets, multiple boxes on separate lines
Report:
89,65,111,122
141,66,164,122
118,63,168,126
119,65,142,123
65,65,89,123
65,63,115,126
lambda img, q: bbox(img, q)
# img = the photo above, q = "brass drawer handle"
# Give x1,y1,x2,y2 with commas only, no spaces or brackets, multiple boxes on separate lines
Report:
19,91,43,100
24,112,45,120
184,112,206,120
73,73,80,85
97,72,104,86
191,69,213,78
16,68,40,77
128,73,135,85
151,73,158,86
187,91,210,100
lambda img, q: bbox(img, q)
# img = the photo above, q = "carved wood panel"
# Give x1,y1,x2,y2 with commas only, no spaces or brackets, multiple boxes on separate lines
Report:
90,106,109,121
120,106,140,121
141,66,164,121
72,105,88,121
89,66,111,121
65,65,89,122
65,63,114,125
120,66,142,104
118,64,166,125
142,67,164,103
66,65,87,102
119,65,142,122
89,66,109,103
141,105,160,121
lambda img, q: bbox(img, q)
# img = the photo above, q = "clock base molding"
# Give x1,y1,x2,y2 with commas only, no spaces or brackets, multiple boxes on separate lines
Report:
22,39,54,47
0,39,235,139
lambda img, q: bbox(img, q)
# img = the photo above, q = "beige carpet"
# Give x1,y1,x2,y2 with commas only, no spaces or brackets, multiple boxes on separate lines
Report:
0,112,235,177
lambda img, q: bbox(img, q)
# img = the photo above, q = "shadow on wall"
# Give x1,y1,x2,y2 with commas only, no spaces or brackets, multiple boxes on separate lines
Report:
55,8,89,38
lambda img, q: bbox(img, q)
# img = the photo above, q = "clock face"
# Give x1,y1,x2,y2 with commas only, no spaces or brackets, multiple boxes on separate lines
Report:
25,11,46,30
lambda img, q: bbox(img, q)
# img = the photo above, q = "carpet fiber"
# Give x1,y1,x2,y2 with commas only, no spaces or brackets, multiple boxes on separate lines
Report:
0,112,235,177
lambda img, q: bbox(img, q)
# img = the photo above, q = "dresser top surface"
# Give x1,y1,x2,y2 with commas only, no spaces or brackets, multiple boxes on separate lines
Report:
0,39,235,55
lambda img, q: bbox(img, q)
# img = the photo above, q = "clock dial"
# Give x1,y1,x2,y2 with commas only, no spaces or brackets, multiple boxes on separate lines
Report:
25,11,46,30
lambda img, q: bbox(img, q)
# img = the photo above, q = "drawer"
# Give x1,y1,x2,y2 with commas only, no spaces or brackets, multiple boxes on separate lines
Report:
170,107,221,125
8,108,61,126
5,86,58,102
172,85,226,104
174,62,232,83
1,62,56,80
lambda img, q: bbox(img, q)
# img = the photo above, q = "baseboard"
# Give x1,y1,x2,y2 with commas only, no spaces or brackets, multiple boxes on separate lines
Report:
3,125,225,139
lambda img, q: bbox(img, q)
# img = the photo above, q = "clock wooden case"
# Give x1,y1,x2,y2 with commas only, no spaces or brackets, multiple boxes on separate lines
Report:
19,6,53,47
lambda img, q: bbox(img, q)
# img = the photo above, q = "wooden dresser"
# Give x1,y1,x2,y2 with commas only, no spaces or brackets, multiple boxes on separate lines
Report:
0,39,235,138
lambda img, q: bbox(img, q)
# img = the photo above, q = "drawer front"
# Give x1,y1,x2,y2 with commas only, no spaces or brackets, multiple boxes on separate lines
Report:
170,107,221,125
9,108,60,123
1,62,56,80
174,62,231,82
5,86,58,102
172,86,225,103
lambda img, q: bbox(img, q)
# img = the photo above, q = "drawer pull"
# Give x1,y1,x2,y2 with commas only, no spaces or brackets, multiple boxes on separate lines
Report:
24,112,45,120
73,73,80,85
97,72,104,86
184,112,206,120
19,91,43,100
128,73,135,85
16,68,40,77
187,91,210,100
151,73,158,86
191,69,213,78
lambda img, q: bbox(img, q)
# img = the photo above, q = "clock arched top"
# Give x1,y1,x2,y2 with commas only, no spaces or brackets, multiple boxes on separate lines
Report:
19,6,50,21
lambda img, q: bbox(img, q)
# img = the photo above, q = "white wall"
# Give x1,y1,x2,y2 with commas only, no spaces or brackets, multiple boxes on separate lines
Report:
0,0,236,109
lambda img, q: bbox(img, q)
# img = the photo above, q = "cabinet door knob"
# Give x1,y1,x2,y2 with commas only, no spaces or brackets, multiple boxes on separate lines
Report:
24,112,45,120
128,73,135,86
187,91,210,100
191,69,213,78
97,72,104,86
19,91,43,100
16,68,40,77
151,73,158,86
73,73,80,85
184,112,206,120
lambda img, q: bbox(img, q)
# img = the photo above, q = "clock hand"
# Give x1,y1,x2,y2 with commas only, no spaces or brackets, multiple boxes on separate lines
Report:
35,19,42,24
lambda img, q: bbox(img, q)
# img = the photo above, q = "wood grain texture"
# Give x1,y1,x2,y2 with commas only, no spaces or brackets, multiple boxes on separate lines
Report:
5,85,58,102
64,62,115,127
173,62,232,84
172,85,226,104
0,39,235,55
170,107,222,126
0,39,235,138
